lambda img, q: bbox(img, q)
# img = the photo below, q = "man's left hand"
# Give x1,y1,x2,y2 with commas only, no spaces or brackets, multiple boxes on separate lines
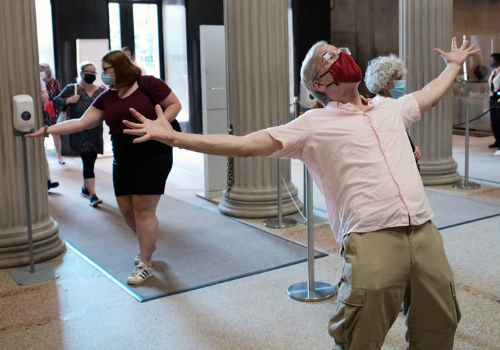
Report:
434,37,481,67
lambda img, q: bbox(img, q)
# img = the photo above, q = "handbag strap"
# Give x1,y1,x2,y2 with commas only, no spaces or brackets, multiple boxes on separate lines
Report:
136,77,182,133
74,83,77,95
136,77,154,104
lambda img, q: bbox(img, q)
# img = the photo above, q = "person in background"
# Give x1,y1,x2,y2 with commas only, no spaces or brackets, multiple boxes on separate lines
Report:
52,61,106,207
28,50,181,285
40,63,64,164
121,46,147,75
41,77,59,190
122,38,478,349
364,54,421,171
488,53,500,153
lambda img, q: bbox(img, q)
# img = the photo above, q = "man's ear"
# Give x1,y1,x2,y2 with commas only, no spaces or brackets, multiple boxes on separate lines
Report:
312,81,326,92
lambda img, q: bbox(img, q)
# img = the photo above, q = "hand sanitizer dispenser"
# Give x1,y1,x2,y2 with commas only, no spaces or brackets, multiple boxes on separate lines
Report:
12,95,35,133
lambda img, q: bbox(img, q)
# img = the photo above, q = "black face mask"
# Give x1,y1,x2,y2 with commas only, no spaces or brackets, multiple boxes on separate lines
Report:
83,73,96,84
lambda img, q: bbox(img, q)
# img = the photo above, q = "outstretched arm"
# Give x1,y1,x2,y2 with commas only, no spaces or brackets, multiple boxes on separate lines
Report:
25,106,104,138
123,105,283,157
412,37,480,115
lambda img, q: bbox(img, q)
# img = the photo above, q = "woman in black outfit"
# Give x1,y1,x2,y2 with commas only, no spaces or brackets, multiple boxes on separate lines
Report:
53,61,106,207
28,51,181,285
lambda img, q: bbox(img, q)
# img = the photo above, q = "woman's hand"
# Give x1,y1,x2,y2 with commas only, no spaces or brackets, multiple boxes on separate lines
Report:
24,127,46,138
41,91,49,106
66,95,80,104
413,146,421,161
124,105,176,144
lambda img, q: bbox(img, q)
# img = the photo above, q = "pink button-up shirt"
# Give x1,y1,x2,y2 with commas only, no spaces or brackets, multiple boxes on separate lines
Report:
265,94,433,248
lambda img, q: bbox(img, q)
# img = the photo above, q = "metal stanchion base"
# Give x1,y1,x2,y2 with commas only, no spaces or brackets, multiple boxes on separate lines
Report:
287,281,336,302
9,263,58,285
453,181,480,189
263,217,297,228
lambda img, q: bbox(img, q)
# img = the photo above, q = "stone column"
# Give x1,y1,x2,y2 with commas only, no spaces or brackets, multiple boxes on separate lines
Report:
400,0,462,185
0,0,65,268
219,0,302,218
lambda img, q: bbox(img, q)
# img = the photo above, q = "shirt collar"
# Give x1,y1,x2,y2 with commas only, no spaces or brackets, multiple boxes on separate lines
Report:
326,97,374,113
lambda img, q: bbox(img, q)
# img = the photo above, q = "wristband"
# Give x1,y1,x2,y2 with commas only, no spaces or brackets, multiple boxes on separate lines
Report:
43,125,49,137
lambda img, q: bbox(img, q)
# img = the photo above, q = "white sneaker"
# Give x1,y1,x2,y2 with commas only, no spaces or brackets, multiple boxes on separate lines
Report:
494,149,500,156
134,245,157,265
127,263,153,285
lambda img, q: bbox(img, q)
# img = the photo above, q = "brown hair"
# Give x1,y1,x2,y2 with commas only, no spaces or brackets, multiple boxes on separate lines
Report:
101,50,141,90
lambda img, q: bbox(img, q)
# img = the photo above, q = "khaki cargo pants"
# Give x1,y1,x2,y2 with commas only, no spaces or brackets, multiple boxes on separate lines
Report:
328,221,461,350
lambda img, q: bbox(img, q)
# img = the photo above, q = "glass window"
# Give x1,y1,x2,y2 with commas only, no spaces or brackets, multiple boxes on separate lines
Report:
163,2,189,122
108,3,121,50
35,0,55,75
133,4,161,77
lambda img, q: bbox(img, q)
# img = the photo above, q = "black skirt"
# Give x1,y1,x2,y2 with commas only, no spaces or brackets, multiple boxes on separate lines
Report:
111,134,173,196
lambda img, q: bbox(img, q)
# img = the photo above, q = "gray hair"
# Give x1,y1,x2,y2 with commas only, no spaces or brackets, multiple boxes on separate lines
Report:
79,61,96,73
300,40,330,106
364,54,407,95
40,63,53,79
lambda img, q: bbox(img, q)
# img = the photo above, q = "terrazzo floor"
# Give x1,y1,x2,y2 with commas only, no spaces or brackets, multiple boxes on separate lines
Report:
0,134,499,350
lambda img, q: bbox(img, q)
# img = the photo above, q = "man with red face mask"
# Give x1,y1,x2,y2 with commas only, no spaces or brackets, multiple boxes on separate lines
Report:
121,38,479,350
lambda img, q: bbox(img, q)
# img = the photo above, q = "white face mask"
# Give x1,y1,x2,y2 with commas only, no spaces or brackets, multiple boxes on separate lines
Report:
40,71,46,80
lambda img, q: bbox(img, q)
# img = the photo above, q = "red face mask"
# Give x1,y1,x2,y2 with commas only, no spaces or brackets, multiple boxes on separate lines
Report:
326,52,363,85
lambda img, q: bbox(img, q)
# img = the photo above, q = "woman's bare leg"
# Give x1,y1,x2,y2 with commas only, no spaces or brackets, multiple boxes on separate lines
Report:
131,194,161,267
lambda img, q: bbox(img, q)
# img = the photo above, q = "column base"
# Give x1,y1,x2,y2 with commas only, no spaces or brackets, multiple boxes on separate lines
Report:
419,158,463,186
219,186,303,219
0,218,66,269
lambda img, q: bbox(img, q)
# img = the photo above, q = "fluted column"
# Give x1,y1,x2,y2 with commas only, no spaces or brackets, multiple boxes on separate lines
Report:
400,0,461,185
219,0,301,218
0,0,65,268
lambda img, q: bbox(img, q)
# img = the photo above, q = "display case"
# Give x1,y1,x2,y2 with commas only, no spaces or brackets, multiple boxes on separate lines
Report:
452,81,491,132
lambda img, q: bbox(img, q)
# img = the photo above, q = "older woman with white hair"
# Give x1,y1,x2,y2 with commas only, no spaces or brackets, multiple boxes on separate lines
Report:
365,54,421,167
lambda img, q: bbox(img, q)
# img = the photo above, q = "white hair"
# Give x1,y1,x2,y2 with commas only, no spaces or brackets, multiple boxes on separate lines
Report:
364,54,407,95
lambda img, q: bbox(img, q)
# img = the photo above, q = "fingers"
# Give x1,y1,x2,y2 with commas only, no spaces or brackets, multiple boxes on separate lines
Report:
155,104,163,118
433,48,445,57
465,43,475,51
129,108,147,122
451,37,457,50
459,39,468,50
122,120,143,129
132,135,150,143
122,127,145,136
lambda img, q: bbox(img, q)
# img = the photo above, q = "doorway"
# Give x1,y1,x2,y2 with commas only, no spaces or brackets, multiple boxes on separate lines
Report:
108,1,164,79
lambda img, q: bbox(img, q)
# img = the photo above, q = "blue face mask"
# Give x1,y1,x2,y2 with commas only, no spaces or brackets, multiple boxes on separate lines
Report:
389,80,406,99
101,73,115,86
490,61,496,68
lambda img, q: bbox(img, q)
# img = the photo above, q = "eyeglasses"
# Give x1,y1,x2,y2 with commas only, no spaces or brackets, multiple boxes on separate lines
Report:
83,70,97,75
102,66,113,73
318,47,351,79
322,47,351,62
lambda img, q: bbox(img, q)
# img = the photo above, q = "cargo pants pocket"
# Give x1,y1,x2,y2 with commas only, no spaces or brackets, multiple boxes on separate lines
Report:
328,282,366,346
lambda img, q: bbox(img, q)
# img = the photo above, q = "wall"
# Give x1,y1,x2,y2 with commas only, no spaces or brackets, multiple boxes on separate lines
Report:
453,0,500,37
330,0,399,97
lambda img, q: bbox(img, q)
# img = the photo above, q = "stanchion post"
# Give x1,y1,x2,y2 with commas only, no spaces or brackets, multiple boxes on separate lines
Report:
263,121,297,229
453,103,480,190
287,166,335,302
